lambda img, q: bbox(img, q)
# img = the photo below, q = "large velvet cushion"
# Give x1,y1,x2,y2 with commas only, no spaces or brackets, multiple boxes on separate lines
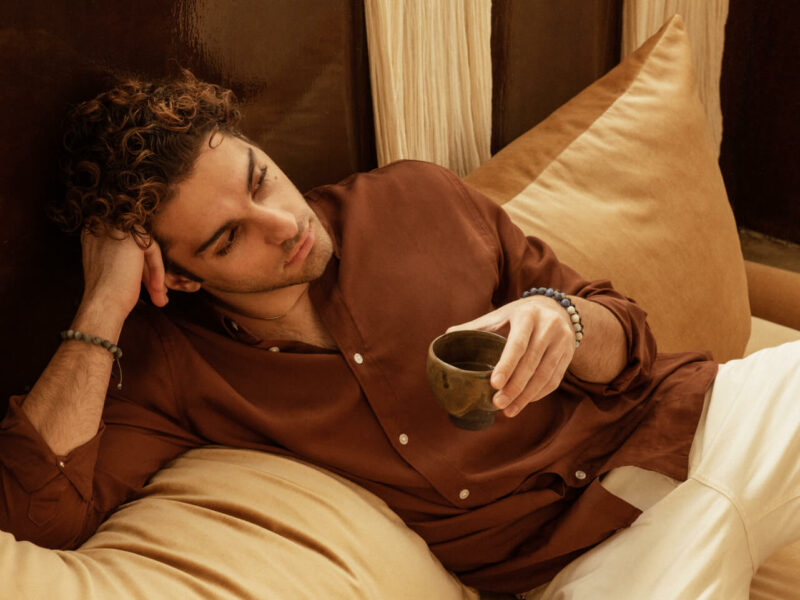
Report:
467,14,798,598
0,447,478,599
466,15,750,363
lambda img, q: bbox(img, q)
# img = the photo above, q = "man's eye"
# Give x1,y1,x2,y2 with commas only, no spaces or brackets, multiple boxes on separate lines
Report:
216,227,238,256
254,166,268,192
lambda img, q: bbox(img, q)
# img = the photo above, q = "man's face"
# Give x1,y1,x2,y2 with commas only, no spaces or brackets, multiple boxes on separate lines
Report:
152,133,333,300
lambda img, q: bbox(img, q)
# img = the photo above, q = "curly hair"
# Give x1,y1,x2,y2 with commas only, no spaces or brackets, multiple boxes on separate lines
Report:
53,69,242,247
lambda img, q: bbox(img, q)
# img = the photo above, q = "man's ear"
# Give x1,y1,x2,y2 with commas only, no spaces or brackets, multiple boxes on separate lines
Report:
164,272,203,293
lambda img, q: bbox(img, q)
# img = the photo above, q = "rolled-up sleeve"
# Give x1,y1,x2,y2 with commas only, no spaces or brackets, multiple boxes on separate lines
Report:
0,396,104,546
0,306,203,549
567,285,657,396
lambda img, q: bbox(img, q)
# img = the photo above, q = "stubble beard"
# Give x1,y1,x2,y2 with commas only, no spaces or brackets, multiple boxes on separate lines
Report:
203,228,334,296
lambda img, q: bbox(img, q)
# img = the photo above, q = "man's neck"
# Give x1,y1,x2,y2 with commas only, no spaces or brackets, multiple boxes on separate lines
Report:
211,285,336,349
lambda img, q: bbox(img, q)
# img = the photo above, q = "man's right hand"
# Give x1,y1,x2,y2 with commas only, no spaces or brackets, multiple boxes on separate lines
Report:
19,228,170,457
80,228,169,321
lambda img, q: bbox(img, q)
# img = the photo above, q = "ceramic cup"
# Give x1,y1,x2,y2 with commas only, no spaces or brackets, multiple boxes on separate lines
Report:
426,330,507,430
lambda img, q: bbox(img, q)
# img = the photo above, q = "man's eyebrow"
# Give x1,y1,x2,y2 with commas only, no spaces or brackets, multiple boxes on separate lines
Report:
194,219,237,256
246,146,254,195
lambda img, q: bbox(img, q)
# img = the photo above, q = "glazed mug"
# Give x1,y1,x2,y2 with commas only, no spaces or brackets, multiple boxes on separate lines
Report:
426,330,507,430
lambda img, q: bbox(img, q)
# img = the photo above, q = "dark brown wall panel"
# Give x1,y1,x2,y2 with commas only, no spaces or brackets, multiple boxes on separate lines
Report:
491,0,622,153
719,0,800,244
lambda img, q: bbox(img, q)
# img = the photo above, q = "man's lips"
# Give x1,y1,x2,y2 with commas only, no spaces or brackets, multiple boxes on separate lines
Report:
285,222,314,267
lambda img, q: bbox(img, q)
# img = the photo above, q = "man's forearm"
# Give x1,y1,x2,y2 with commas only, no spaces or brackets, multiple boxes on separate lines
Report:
21,300,125,456
566,297,628,384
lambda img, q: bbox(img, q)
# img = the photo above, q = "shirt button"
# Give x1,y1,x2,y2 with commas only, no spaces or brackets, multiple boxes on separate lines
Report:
575,470,587,481
398,433,409,445
353,353,364,364
269,346,280,352
459,489,470,500
58,460,65,468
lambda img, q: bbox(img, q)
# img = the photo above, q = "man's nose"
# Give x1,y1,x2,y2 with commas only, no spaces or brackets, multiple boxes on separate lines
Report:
255,208,299,245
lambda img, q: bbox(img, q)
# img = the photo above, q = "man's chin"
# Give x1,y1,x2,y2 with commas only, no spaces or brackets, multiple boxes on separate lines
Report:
203,264,327,296
200,237,333,296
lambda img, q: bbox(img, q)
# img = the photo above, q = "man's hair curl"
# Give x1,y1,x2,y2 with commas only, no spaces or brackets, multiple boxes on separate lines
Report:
53,69,242,246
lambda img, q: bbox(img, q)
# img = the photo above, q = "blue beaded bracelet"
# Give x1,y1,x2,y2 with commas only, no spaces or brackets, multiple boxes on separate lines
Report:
521,287,584,348
60,329,124,389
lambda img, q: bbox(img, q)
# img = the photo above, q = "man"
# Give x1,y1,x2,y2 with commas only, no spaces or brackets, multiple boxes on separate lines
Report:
1,71,799,598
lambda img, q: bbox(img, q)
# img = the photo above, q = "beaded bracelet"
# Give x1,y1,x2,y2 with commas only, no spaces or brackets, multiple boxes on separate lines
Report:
521,287,584,348
60,329,124,389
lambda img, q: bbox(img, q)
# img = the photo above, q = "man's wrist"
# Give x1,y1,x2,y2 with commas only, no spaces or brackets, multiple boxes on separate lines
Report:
522,287,584,348
72,298,128,343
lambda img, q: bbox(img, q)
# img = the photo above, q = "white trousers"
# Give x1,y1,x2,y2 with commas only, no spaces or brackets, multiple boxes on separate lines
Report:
524,341,800,600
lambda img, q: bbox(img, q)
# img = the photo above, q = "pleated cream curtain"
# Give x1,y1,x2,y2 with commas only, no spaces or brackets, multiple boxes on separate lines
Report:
622,0,730,157
363,0,492,176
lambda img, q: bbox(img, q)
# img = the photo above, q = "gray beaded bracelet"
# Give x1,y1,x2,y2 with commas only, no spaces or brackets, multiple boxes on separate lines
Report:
60,329,124,389
521,287,584,348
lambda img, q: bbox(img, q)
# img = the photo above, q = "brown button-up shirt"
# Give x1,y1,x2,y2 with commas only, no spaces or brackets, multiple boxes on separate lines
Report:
0,161,717,593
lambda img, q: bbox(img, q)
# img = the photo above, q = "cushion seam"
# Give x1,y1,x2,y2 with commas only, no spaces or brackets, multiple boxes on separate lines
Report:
528,26,674,184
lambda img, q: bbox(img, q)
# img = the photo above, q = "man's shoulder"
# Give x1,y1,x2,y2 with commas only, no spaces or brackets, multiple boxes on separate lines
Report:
305,160,503,255
308,160,460,198
373,159,456,179
307,160,478,221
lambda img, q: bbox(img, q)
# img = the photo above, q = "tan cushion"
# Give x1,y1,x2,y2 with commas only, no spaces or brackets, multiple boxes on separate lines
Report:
745,316,800,357
465,15,750,363
467,15,799,596
751,543,800,600
0,447,477,600
745,260,800,332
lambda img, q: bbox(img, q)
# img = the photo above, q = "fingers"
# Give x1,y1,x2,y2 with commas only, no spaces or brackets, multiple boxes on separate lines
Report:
492,316,542,411
142,257,151,291
143,242,169,307
499,348,570,417
446,313,504,335
445,298,575,419
490,314,535,391
490,302,574,417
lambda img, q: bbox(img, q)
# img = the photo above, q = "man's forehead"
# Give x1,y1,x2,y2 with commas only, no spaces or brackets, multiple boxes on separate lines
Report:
154,197,225,248
152,154,241,246
169,136,250,206
192,133,248,178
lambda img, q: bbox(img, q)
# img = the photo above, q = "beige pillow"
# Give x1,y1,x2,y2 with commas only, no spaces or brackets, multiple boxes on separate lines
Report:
465,15,749,363
0,447,477,600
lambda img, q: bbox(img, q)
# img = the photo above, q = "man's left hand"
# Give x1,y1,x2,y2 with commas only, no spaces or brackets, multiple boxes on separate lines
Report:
447,297,576,417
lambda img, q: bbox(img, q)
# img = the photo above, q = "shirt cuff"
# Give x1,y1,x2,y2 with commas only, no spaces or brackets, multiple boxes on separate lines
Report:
565,291,657,396
0,396,103,501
